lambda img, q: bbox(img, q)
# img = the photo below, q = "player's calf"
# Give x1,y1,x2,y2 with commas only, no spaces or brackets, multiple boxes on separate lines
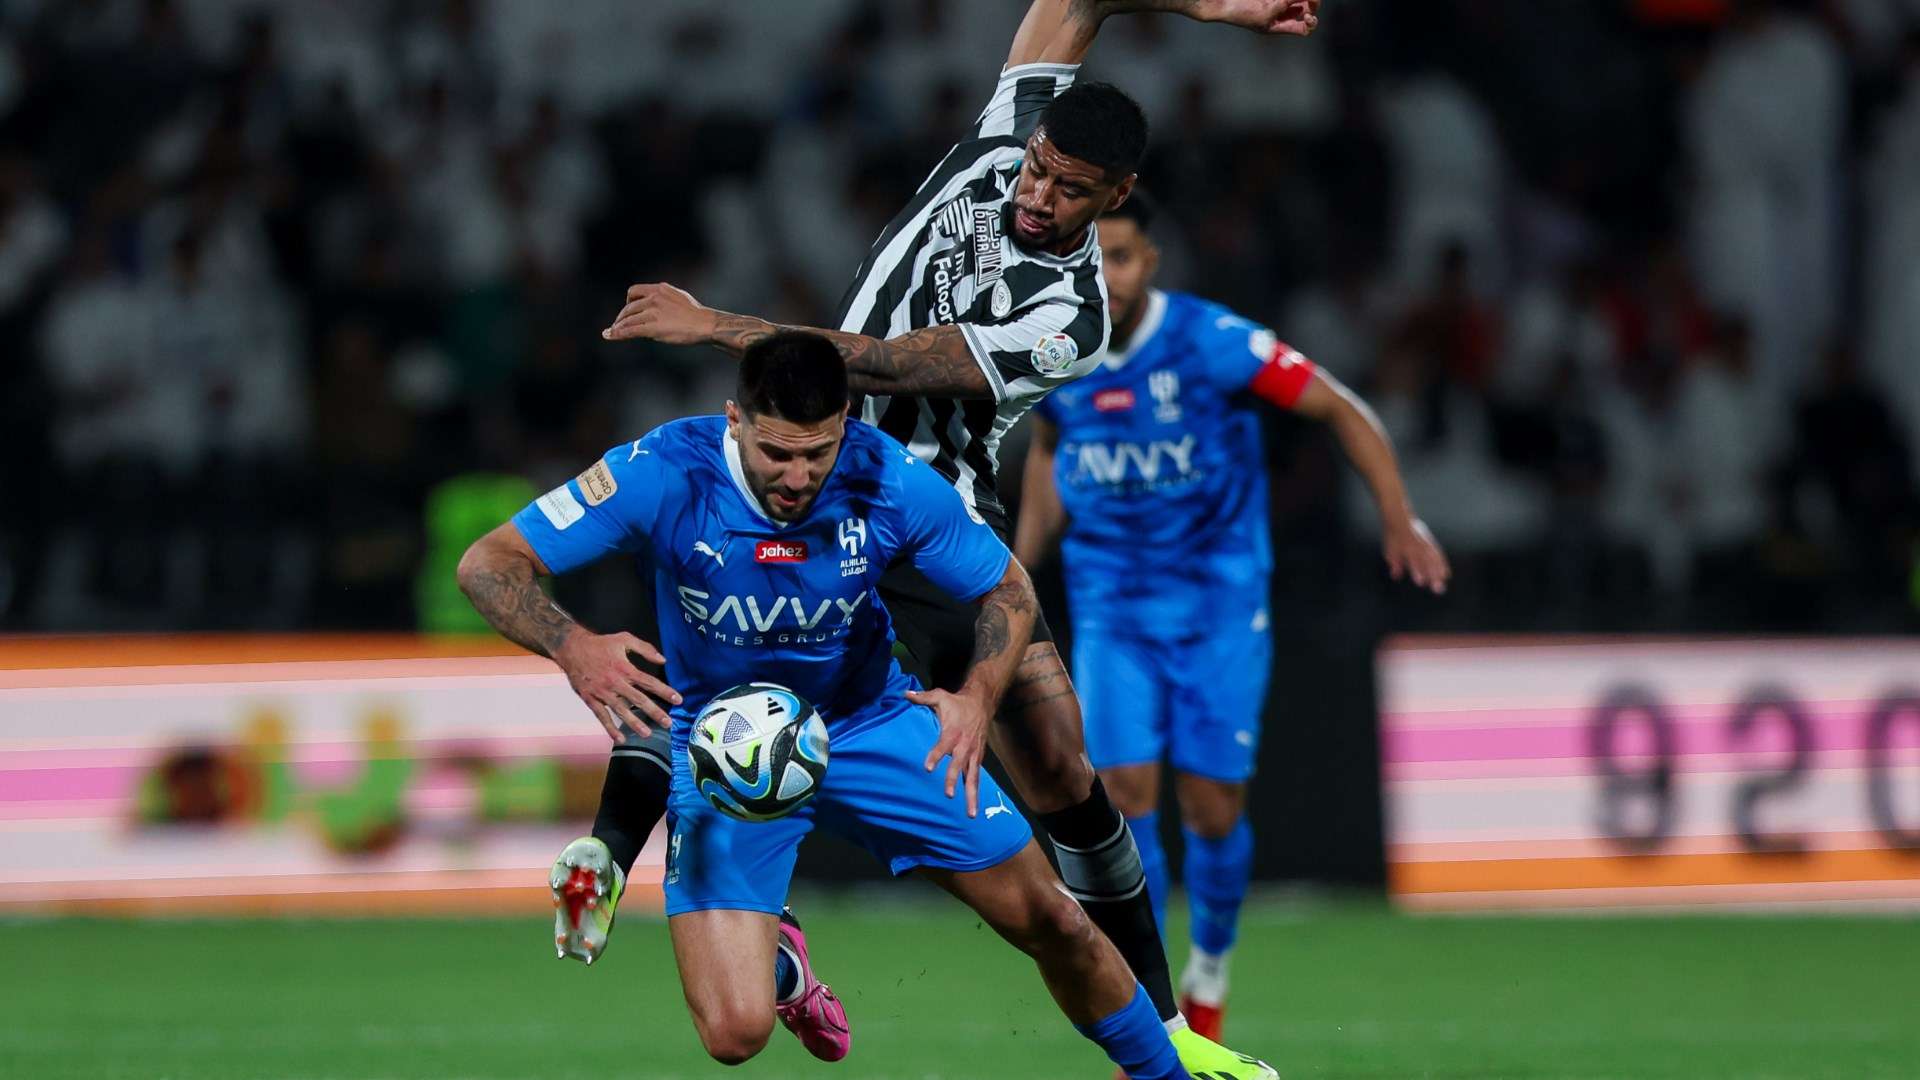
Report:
927,842,1189,1080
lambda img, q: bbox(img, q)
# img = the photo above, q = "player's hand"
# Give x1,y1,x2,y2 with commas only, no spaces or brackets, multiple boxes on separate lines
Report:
1384,517,1450,595
602,283,718,346
1197,0,1320,35
552,630,684,741
908,687,992,818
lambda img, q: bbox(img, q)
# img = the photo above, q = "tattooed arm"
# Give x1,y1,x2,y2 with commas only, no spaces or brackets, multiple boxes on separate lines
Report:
602,282,994,399
906,558,1039,816
457,523,682,741
456,523,579,657
959,559,1041,713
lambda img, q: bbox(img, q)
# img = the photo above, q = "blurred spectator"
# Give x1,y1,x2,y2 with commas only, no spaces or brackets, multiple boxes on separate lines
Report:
1683,0,1846,397
1,0,1915,636
1791,341,1917,591
1375,58,1506,295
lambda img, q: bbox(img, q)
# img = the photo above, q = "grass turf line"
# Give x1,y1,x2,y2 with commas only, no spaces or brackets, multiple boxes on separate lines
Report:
2,900,1917,1079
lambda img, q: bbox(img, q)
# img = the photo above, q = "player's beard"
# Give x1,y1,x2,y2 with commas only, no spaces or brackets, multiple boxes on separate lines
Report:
753,476,819,522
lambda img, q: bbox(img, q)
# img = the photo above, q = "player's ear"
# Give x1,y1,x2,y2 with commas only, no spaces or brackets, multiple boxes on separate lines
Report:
1105,173,1137,214
725,400,744,439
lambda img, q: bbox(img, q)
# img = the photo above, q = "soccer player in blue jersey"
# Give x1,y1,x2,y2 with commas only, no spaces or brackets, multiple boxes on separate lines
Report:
1014,194,1452,1042
456,333,1208,1078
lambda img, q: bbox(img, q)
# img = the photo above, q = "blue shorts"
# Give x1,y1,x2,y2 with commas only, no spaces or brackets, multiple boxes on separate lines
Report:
1072,616,1272,783
663,692,1032,917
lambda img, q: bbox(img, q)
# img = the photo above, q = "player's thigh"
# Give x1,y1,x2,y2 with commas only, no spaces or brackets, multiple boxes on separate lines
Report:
1166,622,1272,793
662,754,811,919
988,641,1097,814
811,699,1032,878
668,908,780,1059
1072,628,1168,777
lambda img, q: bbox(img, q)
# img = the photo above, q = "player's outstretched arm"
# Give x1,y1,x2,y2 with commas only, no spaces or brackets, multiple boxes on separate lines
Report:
457,522,683,739
604,283,996,399
1005,0,1321,67
1291,370,1452,595
1013,416,1068,571
906,559,1040,817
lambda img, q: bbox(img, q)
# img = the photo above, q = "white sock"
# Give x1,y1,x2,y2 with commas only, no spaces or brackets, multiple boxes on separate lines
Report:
1180,946,1231,1008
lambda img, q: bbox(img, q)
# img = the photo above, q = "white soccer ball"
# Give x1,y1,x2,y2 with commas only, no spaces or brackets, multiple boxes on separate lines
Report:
688,683,829,822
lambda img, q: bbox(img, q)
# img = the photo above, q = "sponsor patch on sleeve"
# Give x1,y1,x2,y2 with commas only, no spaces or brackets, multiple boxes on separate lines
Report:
1031,332,1080,376
536,485,586,530
577,460,618,506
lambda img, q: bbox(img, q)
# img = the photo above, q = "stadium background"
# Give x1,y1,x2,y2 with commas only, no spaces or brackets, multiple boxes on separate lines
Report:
2,1,1919,1077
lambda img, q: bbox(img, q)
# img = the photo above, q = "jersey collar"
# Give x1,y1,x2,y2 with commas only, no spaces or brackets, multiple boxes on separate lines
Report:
723,424,850,531
1101,289,1168,372
723,428,792,530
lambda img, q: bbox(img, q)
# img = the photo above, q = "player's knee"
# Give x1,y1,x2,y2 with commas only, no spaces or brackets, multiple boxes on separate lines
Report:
1176,775,1246,837
692,1007,772,1065
1181,797,1240,838
1006,885,1096,958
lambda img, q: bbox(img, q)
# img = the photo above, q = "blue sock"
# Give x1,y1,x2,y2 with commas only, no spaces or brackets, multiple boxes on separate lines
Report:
773,944,800,1003
1183,818,1253,955
1129,811,1169,937
1072,984,1187,1080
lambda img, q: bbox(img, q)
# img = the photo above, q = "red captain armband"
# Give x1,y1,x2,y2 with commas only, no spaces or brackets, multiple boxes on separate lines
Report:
1248,335,1317,409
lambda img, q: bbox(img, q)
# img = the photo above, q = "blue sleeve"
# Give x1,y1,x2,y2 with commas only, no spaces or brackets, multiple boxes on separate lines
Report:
890,456,1012,603
510,437,674,575
1194,303,1280,391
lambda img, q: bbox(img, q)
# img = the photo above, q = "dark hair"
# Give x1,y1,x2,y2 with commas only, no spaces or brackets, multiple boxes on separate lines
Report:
736,331,848,423
1036,82,1148,178
1100,188,1155,233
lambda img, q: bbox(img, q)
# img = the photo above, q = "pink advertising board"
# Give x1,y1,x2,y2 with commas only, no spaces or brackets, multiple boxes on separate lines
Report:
1380,638,1920,910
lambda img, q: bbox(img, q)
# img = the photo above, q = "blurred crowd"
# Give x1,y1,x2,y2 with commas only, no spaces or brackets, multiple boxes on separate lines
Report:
1,0,1918,635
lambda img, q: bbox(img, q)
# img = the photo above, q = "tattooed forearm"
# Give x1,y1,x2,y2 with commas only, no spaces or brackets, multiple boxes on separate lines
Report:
709,312,781,357
457,553,579,659
844,326,994,399
960,563,1039,709
706,313,993,400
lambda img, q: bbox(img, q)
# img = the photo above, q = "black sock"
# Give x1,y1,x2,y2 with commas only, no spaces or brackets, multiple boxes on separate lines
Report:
1039,777,1179,1023
592,748,671,876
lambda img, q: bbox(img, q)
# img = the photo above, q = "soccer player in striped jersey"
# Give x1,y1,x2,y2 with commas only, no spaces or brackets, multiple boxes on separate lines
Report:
581,3,1320,1077
1015,194,1451,1043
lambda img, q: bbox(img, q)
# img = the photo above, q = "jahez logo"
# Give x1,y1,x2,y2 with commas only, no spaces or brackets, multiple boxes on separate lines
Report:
755,540,808,563
1093,389,1135,413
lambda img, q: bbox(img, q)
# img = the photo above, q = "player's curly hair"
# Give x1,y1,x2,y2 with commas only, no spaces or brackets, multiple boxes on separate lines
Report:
1036,82,1148,178
737,331,849,424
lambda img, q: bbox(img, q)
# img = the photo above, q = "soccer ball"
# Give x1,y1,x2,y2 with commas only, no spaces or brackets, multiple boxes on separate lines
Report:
688,683,829,822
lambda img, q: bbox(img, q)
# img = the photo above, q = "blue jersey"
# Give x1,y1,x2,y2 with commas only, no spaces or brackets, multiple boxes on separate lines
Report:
511,417,1011,736
1034,290,1307,638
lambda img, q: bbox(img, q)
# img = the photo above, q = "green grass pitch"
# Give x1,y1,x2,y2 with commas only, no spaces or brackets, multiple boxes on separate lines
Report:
4,896,1917,1079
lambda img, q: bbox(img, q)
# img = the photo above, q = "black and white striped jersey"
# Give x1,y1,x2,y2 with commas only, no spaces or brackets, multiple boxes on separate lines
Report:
833,62,1109,520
